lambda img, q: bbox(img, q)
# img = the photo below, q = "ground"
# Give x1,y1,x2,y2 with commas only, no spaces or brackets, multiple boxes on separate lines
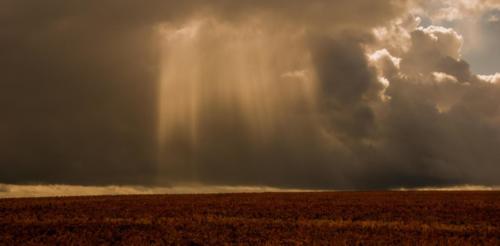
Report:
0,191,499,245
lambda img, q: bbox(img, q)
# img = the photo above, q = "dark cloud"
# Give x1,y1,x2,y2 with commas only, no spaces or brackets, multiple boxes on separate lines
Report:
1,0,499,190
364,24,500,188
0,1,161,185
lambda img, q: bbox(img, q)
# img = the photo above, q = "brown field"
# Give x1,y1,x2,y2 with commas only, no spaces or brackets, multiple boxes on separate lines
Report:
0,191,499,245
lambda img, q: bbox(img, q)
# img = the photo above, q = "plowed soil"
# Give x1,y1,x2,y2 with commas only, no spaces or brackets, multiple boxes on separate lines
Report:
1,191,499,245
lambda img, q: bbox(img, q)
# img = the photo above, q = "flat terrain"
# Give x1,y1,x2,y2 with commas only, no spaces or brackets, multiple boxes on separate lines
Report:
0,192,499,245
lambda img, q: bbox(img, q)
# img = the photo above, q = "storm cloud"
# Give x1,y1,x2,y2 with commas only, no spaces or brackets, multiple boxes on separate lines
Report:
1,0,499,190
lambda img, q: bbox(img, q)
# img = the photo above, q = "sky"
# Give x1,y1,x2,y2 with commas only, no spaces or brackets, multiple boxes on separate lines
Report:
1,0,500,196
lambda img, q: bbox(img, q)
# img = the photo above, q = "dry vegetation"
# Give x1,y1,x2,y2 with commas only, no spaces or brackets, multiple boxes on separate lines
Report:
0,191,499,245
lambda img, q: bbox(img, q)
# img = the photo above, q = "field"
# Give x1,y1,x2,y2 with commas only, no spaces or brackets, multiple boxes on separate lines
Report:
0,192,499,245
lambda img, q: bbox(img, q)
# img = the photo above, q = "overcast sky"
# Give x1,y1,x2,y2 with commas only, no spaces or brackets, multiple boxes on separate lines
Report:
1,0,499,192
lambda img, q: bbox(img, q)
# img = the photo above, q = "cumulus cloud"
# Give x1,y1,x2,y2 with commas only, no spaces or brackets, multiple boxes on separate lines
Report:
1,0,500,191
399,26,470,79
410,0,500,74
366,16,500,187
478,73,500,83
